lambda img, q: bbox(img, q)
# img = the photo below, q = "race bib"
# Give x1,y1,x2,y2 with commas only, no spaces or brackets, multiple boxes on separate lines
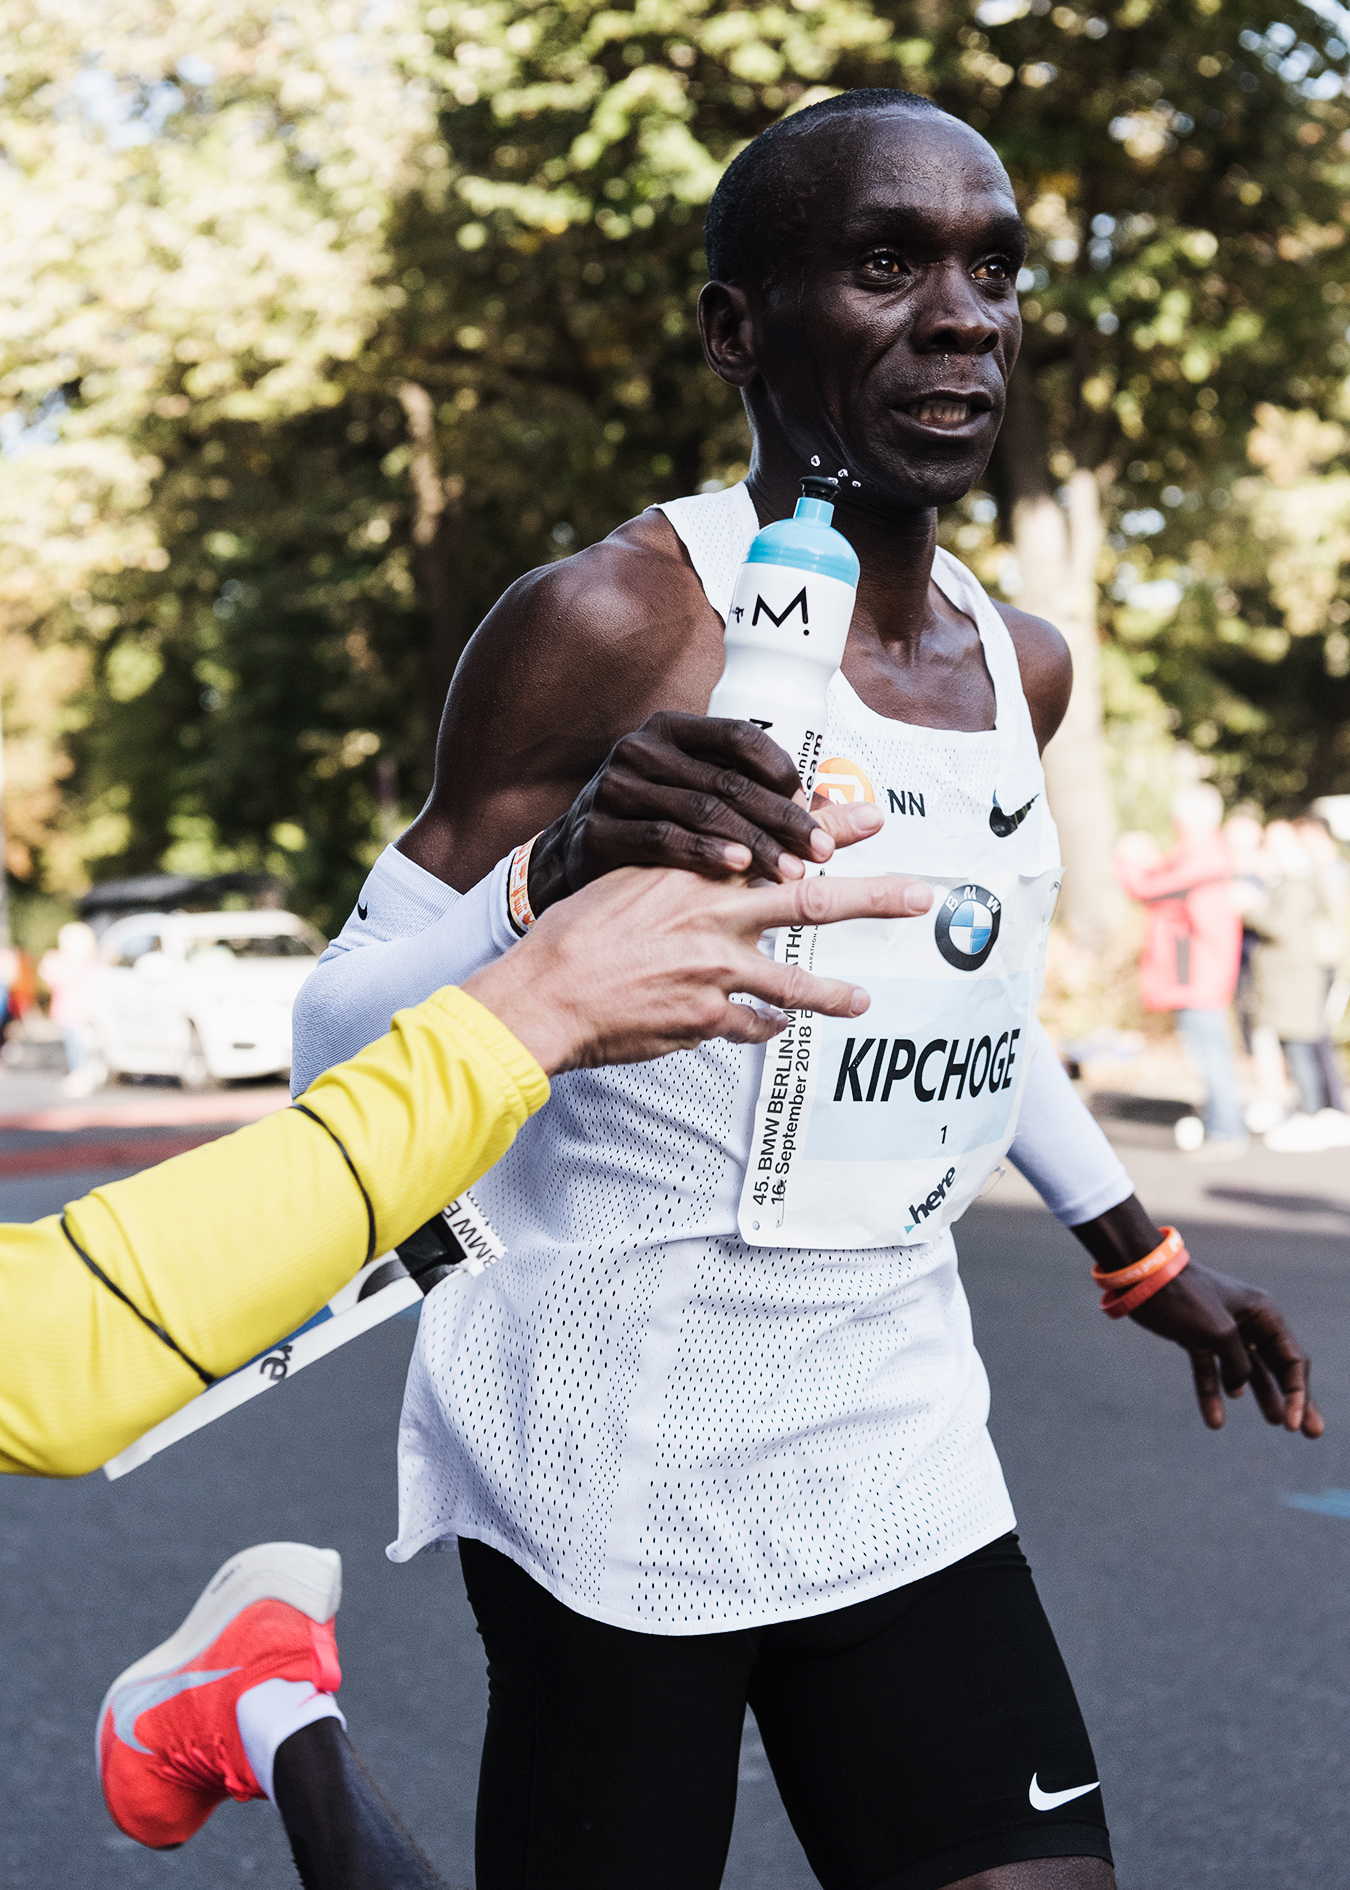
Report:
739,869,1061,1250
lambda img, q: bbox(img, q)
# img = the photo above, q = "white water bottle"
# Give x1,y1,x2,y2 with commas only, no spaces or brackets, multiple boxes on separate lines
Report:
707,475,860,798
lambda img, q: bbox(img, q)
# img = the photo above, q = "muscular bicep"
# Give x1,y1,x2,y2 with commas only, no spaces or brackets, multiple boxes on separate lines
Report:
998,606,1073,753
398,518,719,891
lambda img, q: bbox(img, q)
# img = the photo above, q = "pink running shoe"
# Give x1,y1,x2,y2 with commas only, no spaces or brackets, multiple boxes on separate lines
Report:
97,1541,342,1849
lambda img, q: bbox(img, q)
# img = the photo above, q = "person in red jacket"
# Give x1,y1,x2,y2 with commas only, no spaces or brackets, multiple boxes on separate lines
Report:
1115,783,1246,1151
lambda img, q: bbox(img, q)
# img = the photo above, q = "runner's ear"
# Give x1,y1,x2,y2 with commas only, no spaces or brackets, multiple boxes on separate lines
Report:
697,280,759,388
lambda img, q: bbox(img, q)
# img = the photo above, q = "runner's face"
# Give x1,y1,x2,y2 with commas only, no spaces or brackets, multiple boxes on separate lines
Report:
754,114,1025,508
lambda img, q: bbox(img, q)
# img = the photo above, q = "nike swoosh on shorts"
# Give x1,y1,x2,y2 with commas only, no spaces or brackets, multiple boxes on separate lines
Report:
1028,1772,1099,1812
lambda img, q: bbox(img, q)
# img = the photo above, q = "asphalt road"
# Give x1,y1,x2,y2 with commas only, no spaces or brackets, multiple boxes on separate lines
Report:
3,1117,1350,1888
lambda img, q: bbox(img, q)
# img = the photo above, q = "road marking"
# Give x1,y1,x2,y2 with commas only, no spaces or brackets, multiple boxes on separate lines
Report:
1283,1489,1350,1519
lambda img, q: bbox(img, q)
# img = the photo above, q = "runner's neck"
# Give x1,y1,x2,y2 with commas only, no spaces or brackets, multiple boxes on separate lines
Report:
744,465,947,662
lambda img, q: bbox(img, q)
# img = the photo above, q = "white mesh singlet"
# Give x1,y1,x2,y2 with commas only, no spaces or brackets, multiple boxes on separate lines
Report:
391,487,1049,1632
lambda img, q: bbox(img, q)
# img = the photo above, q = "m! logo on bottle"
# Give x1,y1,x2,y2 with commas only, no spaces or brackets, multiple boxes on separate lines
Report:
935,884,1001,971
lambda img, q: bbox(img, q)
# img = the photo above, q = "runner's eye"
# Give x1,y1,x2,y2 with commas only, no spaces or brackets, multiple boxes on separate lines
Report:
860,250,906,279
973,256,1017,283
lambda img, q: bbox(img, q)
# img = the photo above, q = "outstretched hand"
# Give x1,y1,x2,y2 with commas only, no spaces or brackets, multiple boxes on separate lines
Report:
464,864,933,1075
525,711,882,916
1128,1262,1323,1437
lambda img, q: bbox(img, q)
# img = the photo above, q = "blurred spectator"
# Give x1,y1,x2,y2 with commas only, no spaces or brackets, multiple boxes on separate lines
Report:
1304,809,1350,1068
0,946,15,1043
1255,818,1350,1150
0,945,38,1049
4,947,37,1029
1223,809,1266,1054
1223,812,1288,1134
39,922,100,1098
1296,810,1350,1070
1115,783,1246,1153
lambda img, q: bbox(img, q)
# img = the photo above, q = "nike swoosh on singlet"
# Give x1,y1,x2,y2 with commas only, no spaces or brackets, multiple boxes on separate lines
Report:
112,1668,239,1754
357,903,368,921
989,792,1039,838
1028,1772,1100,1812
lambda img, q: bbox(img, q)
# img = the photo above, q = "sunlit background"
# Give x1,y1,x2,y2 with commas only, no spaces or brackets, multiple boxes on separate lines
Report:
2,0,1348,971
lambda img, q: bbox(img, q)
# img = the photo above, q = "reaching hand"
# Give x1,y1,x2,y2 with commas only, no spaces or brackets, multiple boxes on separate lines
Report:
463,865,932,1075
1128,1262,1322,1437
525,712,883,915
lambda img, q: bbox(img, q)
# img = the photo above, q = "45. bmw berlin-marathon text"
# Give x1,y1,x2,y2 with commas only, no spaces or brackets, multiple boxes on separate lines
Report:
749,926,812,1212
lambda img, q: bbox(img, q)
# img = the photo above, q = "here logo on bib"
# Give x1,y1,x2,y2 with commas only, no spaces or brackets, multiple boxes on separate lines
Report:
738,867,1061,1251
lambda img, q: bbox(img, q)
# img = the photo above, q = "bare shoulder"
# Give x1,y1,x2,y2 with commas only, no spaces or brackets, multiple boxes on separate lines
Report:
995,603,1073,752
505,508,696,635
403,508,723,886
450,508,713,722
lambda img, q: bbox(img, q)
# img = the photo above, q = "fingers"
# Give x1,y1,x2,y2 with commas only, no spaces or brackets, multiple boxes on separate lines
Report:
711,1001,790,1047
739,873,933,936
588,812,768,882
1241,1344,1288,1427
593,741,828,880
1140,1262,1322,1439
1212,1321,1253,1400
671,712,806,800
1238,1304,1318,1436
744,960,872,1019
1189,1349,1227,1431
810,801,885,849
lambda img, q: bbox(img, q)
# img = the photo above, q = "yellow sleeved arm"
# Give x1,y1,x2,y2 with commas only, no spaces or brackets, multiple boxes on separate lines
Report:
0,986,549,1478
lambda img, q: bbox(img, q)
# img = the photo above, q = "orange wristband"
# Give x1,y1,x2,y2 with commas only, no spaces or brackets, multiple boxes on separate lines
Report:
1090,1225,1185,1291
1100,1243,1190,1319
507,833,542,937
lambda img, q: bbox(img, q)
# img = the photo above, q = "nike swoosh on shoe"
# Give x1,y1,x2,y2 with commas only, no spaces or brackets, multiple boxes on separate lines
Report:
113,1670,239,1755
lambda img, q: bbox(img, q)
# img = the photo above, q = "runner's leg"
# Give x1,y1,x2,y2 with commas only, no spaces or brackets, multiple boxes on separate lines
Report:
99,1542,450,1887
948,1863,1114,1888
460,1538,754,1890
747,1533,1115,1890
272,1716,448,1890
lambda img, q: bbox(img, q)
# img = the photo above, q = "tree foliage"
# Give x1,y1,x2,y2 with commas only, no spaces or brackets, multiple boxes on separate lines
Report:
2,0,1349,932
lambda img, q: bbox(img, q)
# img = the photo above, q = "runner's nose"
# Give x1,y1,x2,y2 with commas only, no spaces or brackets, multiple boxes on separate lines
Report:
912,263,1001,356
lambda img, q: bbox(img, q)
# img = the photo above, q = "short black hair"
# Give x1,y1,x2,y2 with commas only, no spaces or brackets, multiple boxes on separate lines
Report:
704,88,951,288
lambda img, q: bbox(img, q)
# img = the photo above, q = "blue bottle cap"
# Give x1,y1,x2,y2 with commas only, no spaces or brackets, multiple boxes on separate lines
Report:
744,476,860,586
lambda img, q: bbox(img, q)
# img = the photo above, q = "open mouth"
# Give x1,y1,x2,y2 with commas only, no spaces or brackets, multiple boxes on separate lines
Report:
900,395,992,430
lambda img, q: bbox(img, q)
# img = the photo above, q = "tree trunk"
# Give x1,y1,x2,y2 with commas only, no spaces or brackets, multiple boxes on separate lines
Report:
998,372,1122,951
397,383,463,763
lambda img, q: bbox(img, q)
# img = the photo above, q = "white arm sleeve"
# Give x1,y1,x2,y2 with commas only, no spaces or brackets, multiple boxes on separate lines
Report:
290,843,517,1096
1006,1021,1133,1226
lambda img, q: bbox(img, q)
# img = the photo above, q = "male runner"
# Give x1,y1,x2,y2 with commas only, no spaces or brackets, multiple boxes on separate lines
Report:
290,90,1319,1890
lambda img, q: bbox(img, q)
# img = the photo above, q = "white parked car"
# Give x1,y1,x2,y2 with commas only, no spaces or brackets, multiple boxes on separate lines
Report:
87,909,325,1088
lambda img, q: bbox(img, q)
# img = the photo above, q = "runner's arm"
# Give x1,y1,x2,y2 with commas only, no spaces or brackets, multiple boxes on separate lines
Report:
1,867,920,1478
1008,1029,1320,1437
1005,1025,1132,1223
0,986,546,1478
291,740,881,1092
290,847,514,1094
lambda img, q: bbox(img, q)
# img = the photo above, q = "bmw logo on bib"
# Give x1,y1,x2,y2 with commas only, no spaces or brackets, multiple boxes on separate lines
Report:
935,884,1002,971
